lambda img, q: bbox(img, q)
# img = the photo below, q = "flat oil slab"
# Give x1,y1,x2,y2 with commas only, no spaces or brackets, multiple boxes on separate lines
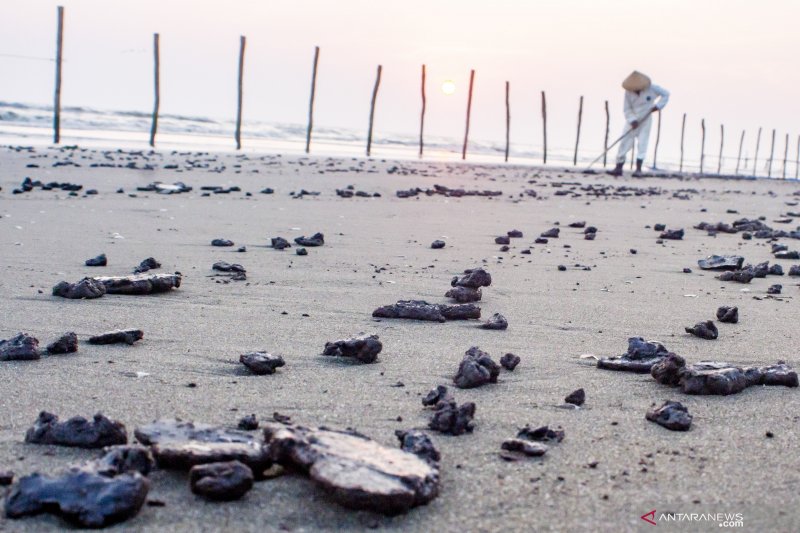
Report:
134,419,271,474
263,422,439,515
93,273,181,295
4,471,149,528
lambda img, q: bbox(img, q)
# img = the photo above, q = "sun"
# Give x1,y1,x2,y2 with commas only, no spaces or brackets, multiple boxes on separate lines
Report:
441,80,456,95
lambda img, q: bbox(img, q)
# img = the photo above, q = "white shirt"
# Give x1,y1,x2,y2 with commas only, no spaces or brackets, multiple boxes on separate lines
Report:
624,84,669,123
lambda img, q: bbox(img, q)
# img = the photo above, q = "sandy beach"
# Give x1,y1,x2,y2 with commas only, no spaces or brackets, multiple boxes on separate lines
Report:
1,145,799,532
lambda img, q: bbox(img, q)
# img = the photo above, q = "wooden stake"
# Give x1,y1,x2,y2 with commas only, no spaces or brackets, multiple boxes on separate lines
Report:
735,130,745,175
767,128,775,177
366,64,382,157
573,95,583,166
782,133,789,179
149,33,160,148
679,113,686,172
796,135,799,180
717,124,724,175
461,69,475,160
603,100,609,167
305,46,320,154
753,127,762,176
53,6,64,144
541,91,547,164
653,110,662,169
504,81,510,163
700,119,706,174
418,64,426,158
235,36,246,150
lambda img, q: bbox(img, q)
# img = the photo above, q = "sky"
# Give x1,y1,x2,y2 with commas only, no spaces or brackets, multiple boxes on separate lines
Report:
2,0,799,166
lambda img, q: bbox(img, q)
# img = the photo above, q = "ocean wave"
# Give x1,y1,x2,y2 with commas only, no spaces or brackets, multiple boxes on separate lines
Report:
0,100,610,166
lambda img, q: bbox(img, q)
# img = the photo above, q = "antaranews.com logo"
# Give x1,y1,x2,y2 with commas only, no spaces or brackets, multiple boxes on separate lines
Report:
641,509,744,528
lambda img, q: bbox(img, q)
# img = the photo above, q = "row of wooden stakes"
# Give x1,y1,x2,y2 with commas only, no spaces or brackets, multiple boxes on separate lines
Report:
48,7,798,177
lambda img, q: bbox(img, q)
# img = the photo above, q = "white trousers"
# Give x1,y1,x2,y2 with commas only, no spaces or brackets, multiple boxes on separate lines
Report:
616,115,652,164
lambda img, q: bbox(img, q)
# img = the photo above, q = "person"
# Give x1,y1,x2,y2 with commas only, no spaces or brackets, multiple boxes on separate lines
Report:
607,71,669,176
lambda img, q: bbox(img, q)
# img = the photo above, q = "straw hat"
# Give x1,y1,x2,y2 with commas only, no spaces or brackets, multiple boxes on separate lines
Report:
622,71,651,92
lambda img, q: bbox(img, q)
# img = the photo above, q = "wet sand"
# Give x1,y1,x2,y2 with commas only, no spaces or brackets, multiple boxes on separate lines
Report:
0,145,799,532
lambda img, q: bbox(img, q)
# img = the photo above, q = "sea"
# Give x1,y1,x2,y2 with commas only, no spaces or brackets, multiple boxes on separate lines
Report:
0,100,565,164
0,100,787,178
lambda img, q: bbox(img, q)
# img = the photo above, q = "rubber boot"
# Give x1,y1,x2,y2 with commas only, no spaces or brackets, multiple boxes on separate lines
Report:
632,159,644,177
607,162,623,176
